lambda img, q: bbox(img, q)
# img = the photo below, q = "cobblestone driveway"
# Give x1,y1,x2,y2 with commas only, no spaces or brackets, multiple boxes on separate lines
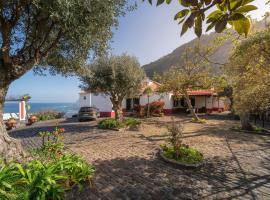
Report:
9,117,270,200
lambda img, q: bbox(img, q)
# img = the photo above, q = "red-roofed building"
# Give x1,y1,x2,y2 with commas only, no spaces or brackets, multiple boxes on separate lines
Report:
79,79,229,117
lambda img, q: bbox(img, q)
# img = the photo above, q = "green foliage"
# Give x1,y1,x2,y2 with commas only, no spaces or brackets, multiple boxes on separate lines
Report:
98,118,141,129
35,111,64,121
161,144,203,164
161,120,203,164
0,1,129,77
167,119,183,152
143,86,153,96
37,127,65,159
79,54,146,120
0,154,95,200
0,125,95,200
98,118,124,129
228,30,270,115
145,0,259,37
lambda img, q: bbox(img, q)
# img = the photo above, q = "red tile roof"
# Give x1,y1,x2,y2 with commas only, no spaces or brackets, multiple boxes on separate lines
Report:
188,90,215,96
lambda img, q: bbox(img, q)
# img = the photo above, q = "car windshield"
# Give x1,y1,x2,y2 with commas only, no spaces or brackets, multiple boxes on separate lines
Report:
80,107,95,112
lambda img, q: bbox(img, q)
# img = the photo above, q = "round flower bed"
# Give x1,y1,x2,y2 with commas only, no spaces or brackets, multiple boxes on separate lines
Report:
160,144,204,168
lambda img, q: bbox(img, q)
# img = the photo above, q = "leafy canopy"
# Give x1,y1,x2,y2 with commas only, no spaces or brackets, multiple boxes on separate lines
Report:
228,30,270,114
156,46,212,96
0,0,128,80
80,54,146,101
145,0,260,37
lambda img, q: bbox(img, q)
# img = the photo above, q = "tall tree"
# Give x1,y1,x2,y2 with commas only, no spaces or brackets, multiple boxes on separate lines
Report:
228,30,270,130
0,0,128,161
145,0,259,37
79,54,146,121
157,47,212,121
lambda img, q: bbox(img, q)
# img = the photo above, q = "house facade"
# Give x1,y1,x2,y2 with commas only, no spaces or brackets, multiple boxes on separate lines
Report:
79,79,228,117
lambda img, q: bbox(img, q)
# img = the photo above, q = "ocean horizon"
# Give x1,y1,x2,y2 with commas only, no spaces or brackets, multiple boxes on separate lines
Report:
4,102,79,115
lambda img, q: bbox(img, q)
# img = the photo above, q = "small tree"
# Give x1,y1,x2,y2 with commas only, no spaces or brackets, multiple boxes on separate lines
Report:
167,118,184,159
143,86,153,117
228,30,270,130
157,47,212,121
80,54,146,121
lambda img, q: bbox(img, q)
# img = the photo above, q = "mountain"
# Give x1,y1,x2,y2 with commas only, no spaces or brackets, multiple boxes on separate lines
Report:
142,20,266,77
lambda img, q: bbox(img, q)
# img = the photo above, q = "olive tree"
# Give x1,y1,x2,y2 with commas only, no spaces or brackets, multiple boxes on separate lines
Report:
228,30,270,130
0,0,128,160
79,54,146,121
146,0,259,37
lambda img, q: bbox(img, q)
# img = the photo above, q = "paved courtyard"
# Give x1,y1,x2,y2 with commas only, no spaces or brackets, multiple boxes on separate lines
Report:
9,116,270,200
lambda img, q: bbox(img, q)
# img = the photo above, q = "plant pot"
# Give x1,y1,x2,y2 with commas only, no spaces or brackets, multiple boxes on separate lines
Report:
159,149,204,169
28,115,38,125
5,118,17,130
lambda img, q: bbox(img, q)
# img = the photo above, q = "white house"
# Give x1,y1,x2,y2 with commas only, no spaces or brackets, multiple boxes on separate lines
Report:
79,79,228,117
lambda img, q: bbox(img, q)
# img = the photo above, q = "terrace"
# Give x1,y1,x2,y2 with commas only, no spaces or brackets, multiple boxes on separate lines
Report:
9,115,270,199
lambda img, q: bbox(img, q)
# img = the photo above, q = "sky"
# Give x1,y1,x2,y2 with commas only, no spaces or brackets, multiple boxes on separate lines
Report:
6,0,270,103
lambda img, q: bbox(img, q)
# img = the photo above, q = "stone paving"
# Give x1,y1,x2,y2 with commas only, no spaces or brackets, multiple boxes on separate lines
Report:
9,116,270,200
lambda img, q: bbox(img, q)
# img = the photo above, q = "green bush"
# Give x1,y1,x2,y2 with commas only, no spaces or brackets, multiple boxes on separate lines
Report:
0,154,95,200
0,126,95,200
123,118,141,127
161,144,203,164
98,118,123,129
35,111,64,121
98,118,141,129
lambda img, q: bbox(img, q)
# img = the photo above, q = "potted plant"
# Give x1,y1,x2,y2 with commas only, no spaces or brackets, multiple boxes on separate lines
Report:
28,115,38,125
5,118,17,130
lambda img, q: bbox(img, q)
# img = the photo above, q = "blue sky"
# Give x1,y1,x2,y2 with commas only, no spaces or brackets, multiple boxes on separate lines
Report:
7,0,270,103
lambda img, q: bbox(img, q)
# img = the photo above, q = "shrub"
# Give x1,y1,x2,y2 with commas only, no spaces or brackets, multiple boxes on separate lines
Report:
145,101,165,115
161,144,203,164
161,119,203,164
167,119,183,158
124,118,141,127
0,126,95,200
0,154,95,200
98,118,141,130
98,118,123,129
35,111,64,121
36,127,65,159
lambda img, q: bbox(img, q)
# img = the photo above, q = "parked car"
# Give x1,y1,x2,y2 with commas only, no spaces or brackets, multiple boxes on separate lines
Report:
78,107,100,121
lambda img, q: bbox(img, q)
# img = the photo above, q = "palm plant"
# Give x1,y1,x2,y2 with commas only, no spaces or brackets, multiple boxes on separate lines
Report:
143,86,153,117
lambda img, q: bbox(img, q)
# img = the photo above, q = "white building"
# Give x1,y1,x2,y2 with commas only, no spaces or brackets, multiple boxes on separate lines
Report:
79,80,228,117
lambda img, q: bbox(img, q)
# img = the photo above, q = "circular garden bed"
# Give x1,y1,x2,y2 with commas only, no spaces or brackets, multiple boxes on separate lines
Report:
159,144,204,169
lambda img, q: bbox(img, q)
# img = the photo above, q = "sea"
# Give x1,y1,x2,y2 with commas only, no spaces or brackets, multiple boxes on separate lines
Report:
4,102,80,117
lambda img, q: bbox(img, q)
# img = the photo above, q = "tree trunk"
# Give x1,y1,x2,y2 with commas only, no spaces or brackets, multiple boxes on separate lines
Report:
239,113,253,131
184,94,200,121
147,96,150,118
113,103,123,121
0,84,24,162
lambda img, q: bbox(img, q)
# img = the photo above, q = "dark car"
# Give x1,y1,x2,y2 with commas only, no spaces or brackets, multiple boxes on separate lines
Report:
78,107,100,122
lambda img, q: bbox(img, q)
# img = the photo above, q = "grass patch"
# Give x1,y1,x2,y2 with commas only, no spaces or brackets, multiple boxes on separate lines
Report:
161,144,203,164
98,118,141,130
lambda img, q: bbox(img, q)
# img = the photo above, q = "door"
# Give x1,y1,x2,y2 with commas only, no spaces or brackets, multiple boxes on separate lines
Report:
126,99,132,111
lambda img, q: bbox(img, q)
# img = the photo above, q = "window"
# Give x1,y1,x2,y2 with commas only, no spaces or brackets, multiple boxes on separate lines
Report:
83,96,86,100
173,99,179,107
